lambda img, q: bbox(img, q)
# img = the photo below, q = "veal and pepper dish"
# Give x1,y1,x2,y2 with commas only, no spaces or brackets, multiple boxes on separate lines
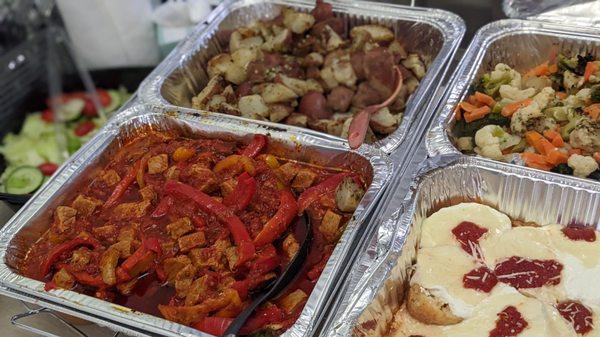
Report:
192,0,426,148
19,131,369,336
453,54,600,181
391,202,600,337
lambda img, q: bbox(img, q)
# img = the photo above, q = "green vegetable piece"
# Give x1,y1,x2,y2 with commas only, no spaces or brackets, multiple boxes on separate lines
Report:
551,163,573,175
561,116,584,140
453,112,511,138
5,166,44,194
591,84,600,104
558,54,577,72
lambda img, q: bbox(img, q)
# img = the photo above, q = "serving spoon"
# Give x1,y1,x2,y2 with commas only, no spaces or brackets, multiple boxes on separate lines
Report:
223,213,312,337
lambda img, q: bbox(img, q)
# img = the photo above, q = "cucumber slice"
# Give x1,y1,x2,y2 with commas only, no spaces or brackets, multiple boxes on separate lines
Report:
104,90,122,113
56,98,84,122
5,166,44,194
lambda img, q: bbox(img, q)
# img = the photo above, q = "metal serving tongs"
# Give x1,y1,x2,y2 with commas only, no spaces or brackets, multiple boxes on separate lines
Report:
223,213,312,337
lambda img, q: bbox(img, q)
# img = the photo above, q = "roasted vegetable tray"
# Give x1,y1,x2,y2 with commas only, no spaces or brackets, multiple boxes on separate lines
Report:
320,154,600,337
426,18,600,181
138,0,465,154
0,104,392,337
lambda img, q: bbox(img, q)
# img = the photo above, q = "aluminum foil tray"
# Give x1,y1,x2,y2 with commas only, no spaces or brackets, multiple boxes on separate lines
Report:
427,19,600,178
0,104,392,337
320,154,600,337
138,0,465,154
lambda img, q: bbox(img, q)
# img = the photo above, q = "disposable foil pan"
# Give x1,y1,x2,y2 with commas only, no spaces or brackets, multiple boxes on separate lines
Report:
0,104,392,337
137,0,465,154
321,154,600,337
427,19,600,177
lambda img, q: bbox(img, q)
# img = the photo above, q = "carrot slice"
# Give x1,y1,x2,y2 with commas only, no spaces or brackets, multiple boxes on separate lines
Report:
546,149,568,165
464,105,491,123
525,61,550,77
467,95,482,107
454,104,462,121
593,152,600,164
525,131,555,155
555,92,567,100
474,91,496,107
454,101,480,121
569,148,583,156
584,61,598,83
543,129,565,147
521,152,553,171
548,64,558,74
583,103,600,120
502,98,533,117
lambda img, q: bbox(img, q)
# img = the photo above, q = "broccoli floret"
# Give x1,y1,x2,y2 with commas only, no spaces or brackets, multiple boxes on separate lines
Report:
591,85,600,103
453,112,511,138
558,54,577,72
550,73,564,91
551,163,574,175
481,73,513,97
575,53,595,76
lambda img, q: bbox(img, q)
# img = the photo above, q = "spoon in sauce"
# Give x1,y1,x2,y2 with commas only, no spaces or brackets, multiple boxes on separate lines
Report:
223,213,312,336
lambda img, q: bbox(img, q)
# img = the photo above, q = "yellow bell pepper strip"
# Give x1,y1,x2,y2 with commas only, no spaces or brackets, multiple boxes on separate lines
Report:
165,180,255,266
242,134,268,158
253,189,298,246
213,155,256,176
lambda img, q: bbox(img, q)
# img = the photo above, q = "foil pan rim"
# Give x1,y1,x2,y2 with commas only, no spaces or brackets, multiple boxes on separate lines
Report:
137,0,465,154
426,18,600,180
0,103,393,337
323,153,600,337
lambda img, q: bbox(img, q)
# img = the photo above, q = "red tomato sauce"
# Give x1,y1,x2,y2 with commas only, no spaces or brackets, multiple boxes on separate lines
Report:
557,301,594,335
463,266,498,293
489,306,528,337
494,256,563,289
561,226,596,242
452,221,488,258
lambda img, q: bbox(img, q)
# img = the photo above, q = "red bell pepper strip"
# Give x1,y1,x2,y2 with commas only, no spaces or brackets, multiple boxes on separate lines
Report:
38,163,59,176
241,134,268,158
69,270,107,288
223,172,257,211
142,237,163,256
253,189,298,246
250,245,280,275
307,251,333,281
297,172,352,213
151,195,173,218
240,305,286,335
165,180,255,266
41,237,102,277
104,156,147,208
194,317,233,337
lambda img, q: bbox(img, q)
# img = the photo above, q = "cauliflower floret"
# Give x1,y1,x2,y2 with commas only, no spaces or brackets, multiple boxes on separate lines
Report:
499,85,535,101
569,119,600,153
456,137,473,151
532,87,555,109
575,88,591,105
568,154,599,178
563,70,581,91
510,101,542,135
491,63,522,88
474,125,521,161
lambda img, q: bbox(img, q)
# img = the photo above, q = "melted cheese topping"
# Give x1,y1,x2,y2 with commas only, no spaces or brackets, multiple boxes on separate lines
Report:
412,246,494,318
396,203,600,336
420,203,512,249
392,288,576,337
